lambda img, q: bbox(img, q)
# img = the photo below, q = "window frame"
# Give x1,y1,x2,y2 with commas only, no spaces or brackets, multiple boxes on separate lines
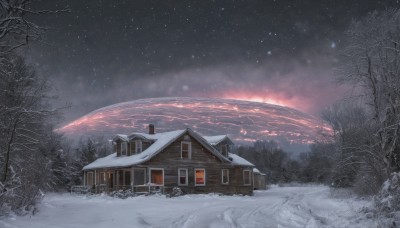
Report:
121,142,127,156
135,140,142,153
221,169,229,185
178,168,188,186
133,168,146,186
243,170,251,186
221,144,228,157
149,168,164,186
86,172,94,186
195,168,206,186
129,142,135,155
181,141,192,159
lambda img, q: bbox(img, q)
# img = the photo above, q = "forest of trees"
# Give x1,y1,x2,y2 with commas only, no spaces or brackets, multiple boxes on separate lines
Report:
0,0,399,221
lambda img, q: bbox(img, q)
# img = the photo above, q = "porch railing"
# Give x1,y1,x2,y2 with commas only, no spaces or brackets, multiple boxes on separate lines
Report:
133,184,164,194
71,184,165,195
70,185,91,194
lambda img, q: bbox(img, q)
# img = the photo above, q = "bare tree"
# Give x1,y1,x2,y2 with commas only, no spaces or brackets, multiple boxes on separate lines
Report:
321,102,386,193
338,9,400,175
0,0,68,57
0,54,64,214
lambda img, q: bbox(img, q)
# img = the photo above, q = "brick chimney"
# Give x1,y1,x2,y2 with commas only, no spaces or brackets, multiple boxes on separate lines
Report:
148,124,155,134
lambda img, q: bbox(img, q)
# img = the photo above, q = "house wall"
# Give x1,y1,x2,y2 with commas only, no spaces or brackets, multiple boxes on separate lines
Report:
142,134,253,195
253,173,267,190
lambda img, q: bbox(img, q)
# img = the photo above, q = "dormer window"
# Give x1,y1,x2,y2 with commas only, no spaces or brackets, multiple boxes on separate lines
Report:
181,141,191,159
135,140,142,153
121,142,127,156
221,144,228,157
130,140,143,154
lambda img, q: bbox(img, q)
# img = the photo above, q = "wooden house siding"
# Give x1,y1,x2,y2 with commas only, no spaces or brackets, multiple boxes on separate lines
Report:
142,134,253,195
84,128,255,196
253,173,267,190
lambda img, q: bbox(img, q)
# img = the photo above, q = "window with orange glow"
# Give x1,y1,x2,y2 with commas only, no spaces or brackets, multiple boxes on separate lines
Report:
195,169,205,186
150,169,164,185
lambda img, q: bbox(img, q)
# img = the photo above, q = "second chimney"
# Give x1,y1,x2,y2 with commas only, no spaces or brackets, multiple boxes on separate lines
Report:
148,124,155,135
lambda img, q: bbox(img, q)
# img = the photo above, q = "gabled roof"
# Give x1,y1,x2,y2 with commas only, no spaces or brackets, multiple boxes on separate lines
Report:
83,128,253,170
113,134,129,141
203,135,234,146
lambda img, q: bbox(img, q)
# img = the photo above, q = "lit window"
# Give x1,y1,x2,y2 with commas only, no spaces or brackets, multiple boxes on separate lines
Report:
135,140,142,153
195,169,206,186
121,142,127,156
181,142,191,159
222,169,229,184
243,170,251,186
150,168,164,185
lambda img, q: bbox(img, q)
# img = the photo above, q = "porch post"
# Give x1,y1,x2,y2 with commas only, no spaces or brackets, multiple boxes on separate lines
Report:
83,171,86,186
94,170,97,193
252,170,254,190
131,167,134,191
115,170,118,189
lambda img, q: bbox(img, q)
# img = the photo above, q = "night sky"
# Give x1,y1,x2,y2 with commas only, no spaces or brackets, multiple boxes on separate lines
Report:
28,0,400,124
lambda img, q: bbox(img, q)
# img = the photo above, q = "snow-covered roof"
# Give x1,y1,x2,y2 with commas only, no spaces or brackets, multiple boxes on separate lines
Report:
83,129,253,170
253,168,266,175
84,130,185,170
203,135,234,146
113,134,129,141
229,153,254,166
203,135,227,145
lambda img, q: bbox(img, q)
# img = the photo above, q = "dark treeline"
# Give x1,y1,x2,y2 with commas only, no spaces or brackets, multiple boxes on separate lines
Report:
237,141,335,186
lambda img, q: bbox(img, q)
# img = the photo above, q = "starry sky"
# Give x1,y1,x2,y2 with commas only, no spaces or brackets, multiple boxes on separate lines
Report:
28,0,400,124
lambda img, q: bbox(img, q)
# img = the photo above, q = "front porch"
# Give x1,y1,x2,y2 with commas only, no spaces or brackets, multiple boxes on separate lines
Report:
82,167,165,194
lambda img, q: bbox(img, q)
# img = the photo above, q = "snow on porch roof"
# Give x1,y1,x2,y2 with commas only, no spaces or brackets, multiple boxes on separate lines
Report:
229,153,254,166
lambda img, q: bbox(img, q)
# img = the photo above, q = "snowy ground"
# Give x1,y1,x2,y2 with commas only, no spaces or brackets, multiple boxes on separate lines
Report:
0,185,375,228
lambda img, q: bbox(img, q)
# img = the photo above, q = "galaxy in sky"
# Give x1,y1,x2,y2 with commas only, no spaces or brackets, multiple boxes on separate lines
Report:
59,97,332,152
26,0,399,124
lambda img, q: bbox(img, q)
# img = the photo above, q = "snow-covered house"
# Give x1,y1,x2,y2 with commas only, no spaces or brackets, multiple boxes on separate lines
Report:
83,125,255,195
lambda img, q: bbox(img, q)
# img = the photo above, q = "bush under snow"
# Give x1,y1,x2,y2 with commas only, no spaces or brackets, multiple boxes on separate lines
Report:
375,172,400,227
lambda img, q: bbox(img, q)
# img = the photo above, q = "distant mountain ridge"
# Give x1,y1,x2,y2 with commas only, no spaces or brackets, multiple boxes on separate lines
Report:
59,97,331,152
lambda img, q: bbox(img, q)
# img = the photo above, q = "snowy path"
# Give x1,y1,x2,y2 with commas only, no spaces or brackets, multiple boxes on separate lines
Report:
0,185,373,228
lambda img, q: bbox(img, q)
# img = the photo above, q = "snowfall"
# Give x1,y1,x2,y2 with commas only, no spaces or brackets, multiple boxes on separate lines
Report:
0,185,377,228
